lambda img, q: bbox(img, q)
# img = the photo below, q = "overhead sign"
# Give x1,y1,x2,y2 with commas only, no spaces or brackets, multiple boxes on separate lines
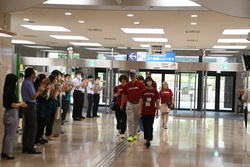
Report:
127,52,137,61
160,62,178,70
146,52,175,62
149,45,165,55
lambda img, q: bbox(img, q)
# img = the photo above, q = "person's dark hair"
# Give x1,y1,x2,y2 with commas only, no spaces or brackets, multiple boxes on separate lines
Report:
96,77,101,80
144,76,153,87
65,74,70,77
119,74,129,82
137,75,144,81
4,74,18,92
48,75,56,83
146,71,151,76
51,70,61,76
20,73,24,79
25,68,35,79
34,74,46,89
87,75,93,79
76,71,82,75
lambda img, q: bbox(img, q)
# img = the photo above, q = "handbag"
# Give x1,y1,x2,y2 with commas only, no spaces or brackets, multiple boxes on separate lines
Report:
110,97,117,111
165,95,174,110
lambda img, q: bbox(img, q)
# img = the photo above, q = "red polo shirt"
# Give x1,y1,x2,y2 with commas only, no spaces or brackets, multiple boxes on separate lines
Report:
123,80,145,102
113,84,127,106
159,89,173,104
140,88,159,115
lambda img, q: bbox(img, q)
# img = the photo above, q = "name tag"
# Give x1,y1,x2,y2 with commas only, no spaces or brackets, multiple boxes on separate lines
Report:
145,102,150,107
147,98,151,102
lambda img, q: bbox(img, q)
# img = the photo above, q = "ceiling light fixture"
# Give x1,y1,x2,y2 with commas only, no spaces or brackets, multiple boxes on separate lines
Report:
191,23,197,25
23,45,53,49
191,15,198,17
21,25,71,32
134,22,140,25
0,33,12,37
69,42,102,46
133,38,168,42
213,45,247,49
49,35,89,40
222,29,250,35
121,28,164,34
12,40,35,44
65,12,72,15
127,14,134,17
78,20,84,23
140,44,171,48
23,18,29,21
217,39,250,43
210,50,239,53
85,48,111,51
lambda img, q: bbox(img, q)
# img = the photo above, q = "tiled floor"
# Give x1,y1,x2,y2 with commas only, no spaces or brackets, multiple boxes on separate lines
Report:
0,110,250,167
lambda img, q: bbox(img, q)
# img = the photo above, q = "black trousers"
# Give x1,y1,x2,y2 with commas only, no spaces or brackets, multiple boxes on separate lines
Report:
62,96,70,120
73,90,84,118
87,94,94,117
115,105,127,134
46,112,56,136
22,102,37,150
36,116,49,141
142,114,155,141
93,94,100,116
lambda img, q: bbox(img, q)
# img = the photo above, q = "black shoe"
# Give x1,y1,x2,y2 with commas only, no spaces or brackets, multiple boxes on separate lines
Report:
145,140,150,148
80,116,85,119
86,116,94,118
73,117,81,121
93,115,100,117
1,153,15,160
22,148,28,153
42,138,48,143
27,148,42,154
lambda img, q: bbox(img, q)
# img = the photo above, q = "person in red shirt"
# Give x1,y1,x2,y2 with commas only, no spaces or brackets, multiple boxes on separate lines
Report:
113,74,129,139
120,69,145,142
145,71,157,89
159,81,174,129
139,76,160,148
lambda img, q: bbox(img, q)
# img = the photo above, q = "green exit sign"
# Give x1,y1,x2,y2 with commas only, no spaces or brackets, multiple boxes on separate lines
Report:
89,61,95,66
223,64,229,70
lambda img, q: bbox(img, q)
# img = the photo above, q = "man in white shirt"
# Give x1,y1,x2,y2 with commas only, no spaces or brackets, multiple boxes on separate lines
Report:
86,75,96,118
72,71,88,121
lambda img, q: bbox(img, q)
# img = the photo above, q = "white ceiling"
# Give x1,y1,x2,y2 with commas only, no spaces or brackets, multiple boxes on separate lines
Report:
9,0,250,57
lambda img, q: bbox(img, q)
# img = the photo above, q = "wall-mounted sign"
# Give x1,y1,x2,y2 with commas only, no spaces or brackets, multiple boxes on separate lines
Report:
160,62,178,70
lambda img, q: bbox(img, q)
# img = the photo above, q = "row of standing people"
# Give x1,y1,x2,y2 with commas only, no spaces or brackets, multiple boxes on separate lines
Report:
1,68,105,160
113,70,174,148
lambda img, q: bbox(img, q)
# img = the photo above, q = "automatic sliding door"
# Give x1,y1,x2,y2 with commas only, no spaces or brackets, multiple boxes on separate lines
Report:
219,76,233,111
206,76,216,110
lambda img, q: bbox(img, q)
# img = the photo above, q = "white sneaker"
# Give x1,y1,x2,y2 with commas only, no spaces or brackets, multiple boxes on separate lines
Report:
120,134,125,139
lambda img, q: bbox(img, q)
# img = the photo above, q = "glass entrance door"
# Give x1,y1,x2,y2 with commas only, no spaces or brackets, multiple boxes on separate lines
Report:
206,73,235,112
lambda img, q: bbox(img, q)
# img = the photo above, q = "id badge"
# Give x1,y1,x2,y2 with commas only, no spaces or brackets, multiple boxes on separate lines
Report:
145,102,150,107
147,98,152,102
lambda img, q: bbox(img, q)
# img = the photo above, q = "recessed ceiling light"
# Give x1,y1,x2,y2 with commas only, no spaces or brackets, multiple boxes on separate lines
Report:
127,14,134,17
191,23,197,25
121,28,164,34
140,44,171,48
217,39,250,43
134,22,140,25
133,38,168,42
85,48,111,51
49,35,89,40
65,12,72,15
23,45,53,49
78,20,84,23
21,25,71,32
191,15,198,17
163,0,200,6
69,42,102,46
12,40,35,44
213,45,247,49
23,18,29,21
222,29,250,35
0,33,12,37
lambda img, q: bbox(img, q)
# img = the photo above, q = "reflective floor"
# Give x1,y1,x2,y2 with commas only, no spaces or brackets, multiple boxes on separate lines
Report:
0,109,250,167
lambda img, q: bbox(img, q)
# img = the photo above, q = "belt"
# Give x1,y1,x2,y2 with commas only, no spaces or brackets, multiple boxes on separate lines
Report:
129,101,139,104
25,101,36,104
